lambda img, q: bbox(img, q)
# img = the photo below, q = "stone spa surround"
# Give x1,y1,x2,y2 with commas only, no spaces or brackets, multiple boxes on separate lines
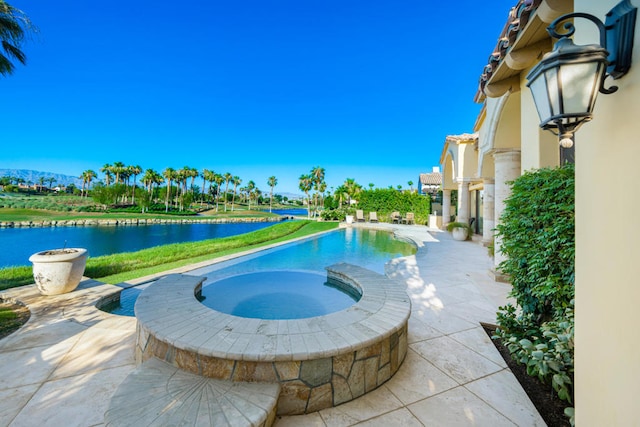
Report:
134,263,411,415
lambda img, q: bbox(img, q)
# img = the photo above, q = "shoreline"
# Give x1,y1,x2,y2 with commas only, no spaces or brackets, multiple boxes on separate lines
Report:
0,215,291,229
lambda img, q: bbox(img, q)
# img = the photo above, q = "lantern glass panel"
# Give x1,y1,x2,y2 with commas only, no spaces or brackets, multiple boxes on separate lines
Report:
529,70,553,124
558,61,602,115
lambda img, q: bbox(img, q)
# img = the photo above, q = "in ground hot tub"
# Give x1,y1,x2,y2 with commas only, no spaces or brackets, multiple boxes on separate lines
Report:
134,263,410,415
200,270,361,319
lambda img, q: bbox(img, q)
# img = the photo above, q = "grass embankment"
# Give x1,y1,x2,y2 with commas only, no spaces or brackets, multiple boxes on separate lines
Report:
0,302,30,339
0,207,279,222
0,221,338,290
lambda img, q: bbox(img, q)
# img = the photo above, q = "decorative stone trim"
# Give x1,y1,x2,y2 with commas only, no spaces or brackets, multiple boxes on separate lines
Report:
134,265,410,415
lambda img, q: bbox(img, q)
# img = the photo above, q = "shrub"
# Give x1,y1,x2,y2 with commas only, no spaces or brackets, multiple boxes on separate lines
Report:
494,164,575,416
320,207,353,221
445,221,470,233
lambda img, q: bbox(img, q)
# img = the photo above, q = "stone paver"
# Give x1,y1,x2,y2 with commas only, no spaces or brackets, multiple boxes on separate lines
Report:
0,223,545,426
104,358,280,427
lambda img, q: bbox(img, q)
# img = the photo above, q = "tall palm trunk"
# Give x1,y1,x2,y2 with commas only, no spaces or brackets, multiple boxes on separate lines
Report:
165,180,171,212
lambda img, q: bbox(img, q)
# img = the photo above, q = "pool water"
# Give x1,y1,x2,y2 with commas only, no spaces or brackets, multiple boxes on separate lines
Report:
202,271,360,319
103,228,414,316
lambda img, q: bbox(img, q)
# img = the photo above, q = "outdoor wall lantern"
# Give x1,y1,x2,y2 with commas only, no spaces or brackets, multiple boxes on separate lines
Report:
526,0,637,148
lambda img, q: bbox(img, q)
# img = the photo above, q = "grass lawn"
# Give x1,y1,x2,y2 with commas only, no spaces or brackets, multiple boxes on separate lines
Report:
0,302,30,339
0,220,339,290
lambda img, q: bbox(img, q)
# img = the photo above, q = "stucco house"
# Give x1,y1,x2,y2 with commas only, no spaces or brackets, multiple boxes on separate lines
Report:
439,0,640,423
418,167,442,198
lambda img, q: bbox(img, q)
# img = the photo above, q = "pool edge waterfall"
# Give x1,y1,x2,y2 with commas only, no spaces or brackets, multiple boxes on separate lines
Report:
134,265,411,415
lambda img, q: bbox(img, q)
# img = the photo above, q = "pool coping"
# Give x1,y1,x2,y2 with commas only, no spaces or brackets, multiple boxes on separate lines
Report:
134,263,411,363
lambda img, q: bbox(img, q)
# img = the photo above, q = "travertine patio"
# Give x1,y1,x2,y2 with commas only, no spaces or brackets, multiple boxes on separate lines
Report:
0,223,545,426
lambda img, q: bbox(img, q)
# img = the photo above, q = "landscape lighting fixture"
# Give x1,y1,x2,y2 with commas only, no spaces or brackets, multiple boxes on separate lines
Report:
526,0,637,148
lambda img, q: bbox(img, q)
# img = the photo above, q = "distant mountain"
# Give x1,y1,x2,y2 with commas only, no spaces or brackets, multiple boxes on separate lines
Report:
0,169,82,187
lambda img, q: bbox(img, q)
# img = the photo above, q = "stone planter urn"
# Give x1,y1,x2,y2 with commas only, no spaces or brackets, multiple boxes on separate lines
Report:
29,248,88,295
451,227,469,241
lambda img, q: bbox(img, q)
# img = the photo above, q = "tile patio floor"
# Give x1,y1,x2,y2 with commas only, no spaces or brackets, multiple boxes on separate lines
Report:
0,224,545,426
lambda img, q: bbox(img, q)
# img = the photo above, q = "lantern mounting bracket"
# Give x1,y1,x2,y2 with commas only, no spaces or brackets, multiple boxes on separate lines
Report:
546,0,637,89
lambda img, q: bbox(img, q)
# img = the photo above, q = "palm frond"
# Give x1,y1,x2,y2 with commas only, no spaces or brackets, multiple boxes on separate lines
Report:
2,40,25,63
0,53,15,75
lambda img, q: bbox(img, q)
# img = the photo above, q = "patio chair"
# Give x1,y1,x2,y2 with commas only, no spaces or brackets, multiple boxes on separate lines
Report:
403,212,415,225
369,212,379,223
390,211,401,224
356,209,365,222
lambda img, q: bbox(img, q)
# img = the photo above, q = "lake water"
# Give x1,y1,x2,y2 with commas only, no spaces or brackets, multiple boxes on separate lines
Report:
0,222,275,268
268,208,307,216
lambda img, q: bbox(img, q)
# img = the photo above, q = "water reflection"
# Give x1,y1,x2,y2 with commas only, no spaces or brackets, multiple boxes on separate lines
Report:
0,222,274,267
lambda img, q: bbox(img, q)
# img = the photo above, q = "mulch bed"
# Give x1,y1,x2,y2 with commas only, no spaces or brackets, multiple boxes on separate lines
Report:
481,323,571,427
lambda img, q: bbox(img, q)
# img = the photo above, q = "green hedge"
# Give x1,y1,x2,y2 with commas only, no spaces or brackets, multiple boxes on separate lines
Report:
494,164,575,420
355,189,430,224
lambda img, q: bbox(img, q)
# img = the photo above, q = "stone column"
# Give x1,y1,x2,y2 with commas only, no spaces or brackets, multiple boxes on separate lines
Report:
493,150,521,278
456,181,471,225
442,189,451,228
482,178,495,247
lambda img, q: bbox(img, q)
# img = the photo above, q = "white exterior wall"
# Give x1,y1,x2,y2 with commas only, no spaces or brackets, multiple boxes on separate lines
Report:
574,0,640,424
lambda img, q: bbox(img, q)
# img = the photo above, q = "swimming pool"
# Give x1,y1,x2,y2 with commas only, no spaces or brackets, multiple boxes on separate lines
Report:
101,228,414,316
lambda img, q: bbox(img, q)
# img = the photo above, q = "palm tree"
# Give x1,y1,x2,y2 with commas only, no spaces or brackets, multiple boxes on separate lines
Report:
129,165,142,202
298,174,312,218
267,176,277,213
37,176,45,193
213,173,224,211
80,172,88,197
311,166,325,184
317,181,327,212
47,177,56,190
368,183,375,190
246,180,256,210
0,1,34,76
80,169,97,197
223,172,232,212
188,167,198,195
201,169,212,204
343,178,362,206
142,168,162,198
254,188,262,208
176,166,192,211
163,167,176,212
142,169,154,193
85,170,97,196
408,180,414,192
310,166,326,217
112,161,125,184
231,176,241,211
100,164,112,186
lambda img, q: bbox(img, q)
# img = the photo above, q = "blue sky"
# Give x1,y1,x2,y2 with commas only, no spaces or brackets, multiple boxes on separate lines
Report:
3,0,512,194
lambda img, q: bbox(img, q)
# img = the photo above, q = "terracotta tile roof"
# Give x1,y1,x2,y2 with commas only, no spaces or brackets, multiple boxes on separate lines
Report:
419,172,442,186
445,133,479,144
475,0,542,101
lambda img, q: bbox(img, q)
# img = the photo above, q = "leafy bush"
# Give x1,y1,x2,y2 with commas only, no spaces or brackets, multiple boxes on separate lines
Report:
445,221,471,233
494,164,575,416
320,207,353,221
